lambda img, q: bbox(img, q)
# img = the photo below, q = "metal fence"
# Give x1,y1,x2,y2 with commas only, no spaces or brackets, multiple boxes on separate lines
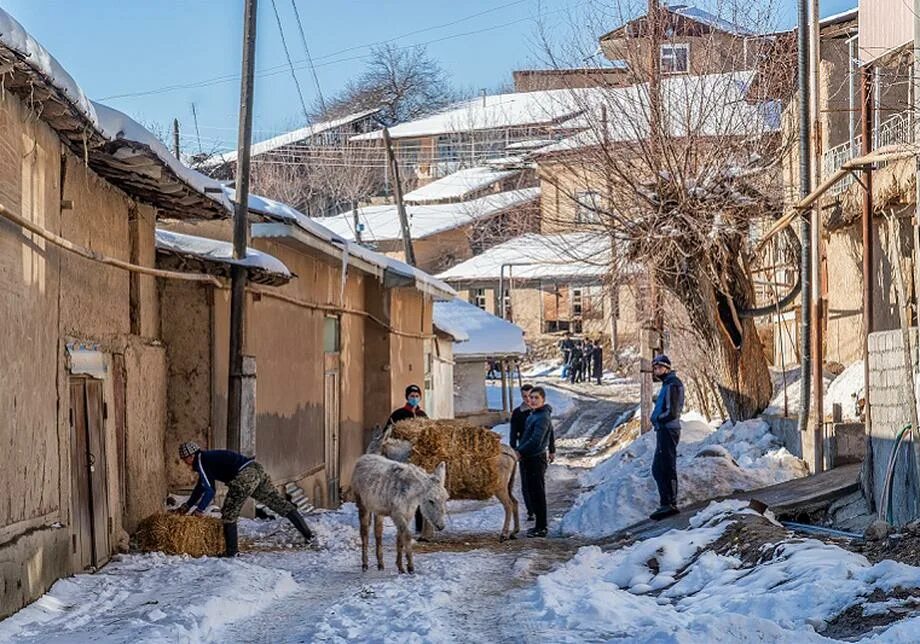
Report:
822,111,912,196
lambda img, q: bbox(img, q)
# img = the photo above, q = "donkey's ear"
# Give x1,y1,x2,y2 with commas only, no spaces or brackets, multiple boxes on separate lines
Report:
433,461,447,486
371,424,382,440
382,424,394,441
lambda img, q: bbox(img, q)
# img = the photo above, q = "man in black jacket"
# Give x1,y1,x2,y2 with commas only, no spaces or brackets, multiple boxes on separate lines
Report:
172,441,314,556
592,340,604,385
649,355,686,521
510,384,556,522
515,387,554,537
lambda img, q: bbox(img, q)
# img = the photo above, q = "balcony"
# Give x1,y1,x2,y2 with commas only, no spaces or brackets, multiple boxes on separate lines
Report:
822,111,912,195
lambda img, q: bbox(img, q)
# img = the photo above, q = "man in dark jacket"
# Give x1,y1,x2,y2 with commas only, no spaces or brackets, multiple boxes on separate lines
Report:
509,384,557,522
386,384,428,428
649,355,686,521
172,441,314,556
568,342,584,384
592,340,604,385
560,333,574,378
386,384,428,533
516,387,554,537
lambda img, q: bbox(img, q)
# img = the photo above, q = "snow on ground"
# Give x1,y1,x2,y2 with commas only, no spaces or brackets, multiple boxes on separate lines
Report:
765,361,864,420
0,553,297,643
514,501,920,642
561,414,808,538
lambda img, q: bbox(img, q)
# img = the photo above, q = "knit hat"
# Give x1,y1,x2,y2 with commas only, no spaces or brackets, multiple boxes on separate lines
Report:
651,354,672,369
178,441,201,459
405,384,422,398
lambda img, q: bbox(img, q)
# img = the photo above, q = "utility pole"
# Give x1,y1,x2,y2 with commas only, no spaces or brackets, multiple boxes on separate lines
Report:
227,0,259,453
808,0,825,472
796,0,813,445
172,118,180,159
640,0,664,434
382,127,416,266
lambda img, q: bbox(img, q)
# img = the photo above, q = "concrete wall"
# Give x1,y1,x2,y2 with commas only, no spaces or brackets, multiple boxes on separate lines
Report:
867,328,920,526
428,335,455,419
455,360,488,416
0,90,167,617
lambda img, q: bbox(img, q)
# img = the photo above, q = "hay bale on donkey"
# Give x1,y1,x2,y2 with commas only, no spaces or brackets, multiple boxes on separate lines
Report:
136,513,225,557
368,418,521,541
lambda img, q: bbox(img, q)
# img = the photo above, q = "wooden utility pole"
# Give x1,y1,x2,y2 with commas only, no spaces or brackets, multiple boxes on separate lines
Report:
640,0,664,434
227,0,259,453
860,65,875,503
382,127,416,266
172,118,180,159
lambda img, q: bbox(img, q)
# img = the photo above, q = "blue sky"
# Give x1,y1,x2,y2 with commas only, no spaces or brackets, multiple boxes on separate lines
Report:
3,0,857,151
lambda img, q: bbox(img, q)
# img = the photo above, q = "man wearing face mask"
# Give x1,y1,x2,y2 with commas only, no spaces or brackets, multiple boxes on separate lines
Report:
386,384,429,534
649,354,685,521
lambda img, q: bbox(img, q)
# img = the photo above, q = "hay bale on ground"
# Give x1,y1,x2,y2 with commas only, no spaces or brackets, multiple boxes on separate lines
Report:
392,418,501,500
136,513,224,557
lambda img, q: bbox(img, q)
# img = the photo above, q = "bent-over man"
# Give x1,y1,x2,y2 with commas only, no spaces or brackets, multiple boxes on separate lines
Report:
173,441,314,556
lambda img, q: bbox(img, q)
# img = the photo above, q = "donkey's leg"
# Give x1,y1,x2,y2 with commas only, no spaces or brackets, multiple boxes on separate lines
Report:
357,499,369,571
374,514,385,571
420,516,435,541
393,517,408,574
508,465,521,537
404,527,416,574
496,486,514,542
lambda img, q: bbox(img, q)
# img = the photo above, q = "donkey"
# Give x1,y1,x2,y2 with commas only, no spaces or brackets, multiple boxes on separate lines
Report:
367,425,521,542
350,454,449,574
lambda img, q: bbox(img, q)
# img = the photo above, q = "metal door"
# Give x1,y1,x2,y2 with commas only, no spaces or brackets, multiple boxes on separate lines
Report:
69,377,111,570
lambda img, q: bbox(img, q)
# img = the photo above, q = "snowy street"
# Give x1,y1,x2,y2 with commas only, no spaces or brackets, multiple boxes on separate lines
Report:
4,380,920,642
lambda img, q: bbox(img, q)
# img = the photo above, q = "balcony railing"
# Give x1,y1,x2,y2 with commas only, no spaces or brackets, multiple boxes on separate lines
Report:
822,111,913,196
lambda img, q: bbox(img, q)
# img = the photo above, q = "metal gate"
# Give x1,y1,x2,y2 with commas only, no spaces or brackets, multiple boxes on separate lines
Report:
68,376,111,570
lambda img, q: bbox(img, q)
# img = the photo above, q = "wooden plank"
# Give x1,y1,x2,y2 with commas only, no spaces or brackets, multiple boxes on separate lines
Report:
69,379,93,570
85,379,111,568
112,354,128,516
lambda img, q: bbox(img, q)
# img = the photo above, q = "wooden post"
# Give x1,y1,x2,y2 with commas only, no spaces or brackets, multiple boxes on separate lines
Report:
860,64,875,504
172,118,180,159
809,0,825,472
227,0,258,453
382,127,416,266
500,360,509,415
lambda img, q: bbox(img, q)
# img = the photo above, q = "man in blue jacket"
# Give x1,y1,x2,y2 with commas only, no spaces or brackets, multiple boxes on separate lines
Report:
649,355,685,521
172,441,314,556
515,387,554,537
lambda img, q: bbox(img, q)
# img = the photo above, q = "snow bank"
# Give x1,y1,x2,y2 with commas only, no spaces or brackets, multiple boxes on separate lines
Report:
561,416,808,538
518,502,920,642
486,384,575,416
766,362,865,420
0,553,297,643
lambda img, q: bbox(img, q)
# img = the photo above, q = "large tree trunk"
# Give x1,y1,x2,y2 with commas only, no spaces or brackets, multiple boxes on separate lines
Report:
669,261,773,421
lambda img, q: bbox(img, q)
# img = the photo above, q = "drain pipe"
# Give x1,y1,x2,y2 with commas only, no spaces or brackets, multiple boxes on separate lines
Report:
797,0,813,437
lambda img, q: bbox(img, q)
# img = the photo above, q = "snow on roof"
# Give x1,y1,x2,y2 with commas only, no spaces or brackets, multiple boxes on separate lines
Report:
313,188,540,242
203,108,381,167
819,7,858,27
534,71,771,155
243,191,456,299
433,298,526,358
351,89,596,141
0,8,98,128
155,229,292,285
92,102,233,212
504,139,558,151
667,4,756,36
437,232,611,284
403,167,521,204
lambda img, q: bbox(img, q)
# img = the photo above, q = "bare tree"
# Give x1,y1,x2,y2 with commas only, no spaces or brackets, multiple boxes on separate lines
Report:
314,142,385,237
533,0,798,420
319,44,455,125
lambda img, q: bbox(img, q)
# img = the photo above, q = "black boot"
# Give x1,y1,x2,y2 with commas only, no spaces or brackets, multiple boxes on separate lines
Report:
286,510,315,545
221,522,239,557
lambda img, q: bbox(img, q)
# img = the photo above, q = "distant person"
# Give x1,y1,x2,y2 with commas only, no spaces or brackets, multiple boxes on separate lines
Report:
649,355,685,521
516,387,554,537
487,360,499,380
510,384,558,523
560,333,575,378
592,340,604,385
583,340,595,381
569,341,584,384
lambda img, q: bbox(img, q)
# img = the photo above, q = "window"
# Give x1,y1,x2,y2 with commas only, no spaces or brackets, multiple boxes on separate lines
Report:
575,190,603,225
470,289,487,310
323,316,340,353
660,44,689,74
572,288,583,317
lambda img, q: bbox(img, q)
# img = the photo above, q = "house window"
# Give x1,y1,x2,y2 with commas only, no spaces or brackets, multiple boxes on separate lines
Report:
572,288,583,317
660,44,689,74
323,316,340,353
470,289,487,310
575,190,603,225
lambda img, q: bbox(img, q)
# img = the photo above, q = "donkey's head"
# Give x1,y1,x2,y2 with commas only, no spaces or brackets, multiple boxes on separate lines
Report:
418,462,449,531
367,424,412,463
367,424,391,455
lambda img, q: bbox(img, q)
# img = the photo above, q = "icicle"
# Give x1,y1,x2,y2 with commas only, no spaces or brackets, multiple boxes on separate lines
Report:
339,242,350,305
82,129,88,167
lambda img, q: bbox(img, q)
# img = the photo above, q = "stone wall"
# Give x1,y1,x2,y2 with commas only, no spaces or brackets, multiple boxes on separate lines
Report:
867,329,920,525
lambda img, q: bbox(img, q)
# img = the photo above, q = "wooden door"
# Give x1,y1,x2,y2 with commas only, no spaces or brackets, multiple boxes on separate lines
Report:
69,379,93,570
324,356,341,506
68,377,111,570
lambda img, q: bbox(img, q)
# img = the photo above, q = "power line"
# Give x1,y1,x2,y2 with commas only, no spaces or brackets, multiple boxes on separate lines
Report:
290,0,325,114
269,0,310,123
98,0,574,101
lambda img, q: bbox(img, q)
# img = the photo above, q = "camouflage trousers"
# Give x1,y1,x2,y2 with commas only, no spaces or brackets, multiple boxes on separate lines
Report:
221,461,295,523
